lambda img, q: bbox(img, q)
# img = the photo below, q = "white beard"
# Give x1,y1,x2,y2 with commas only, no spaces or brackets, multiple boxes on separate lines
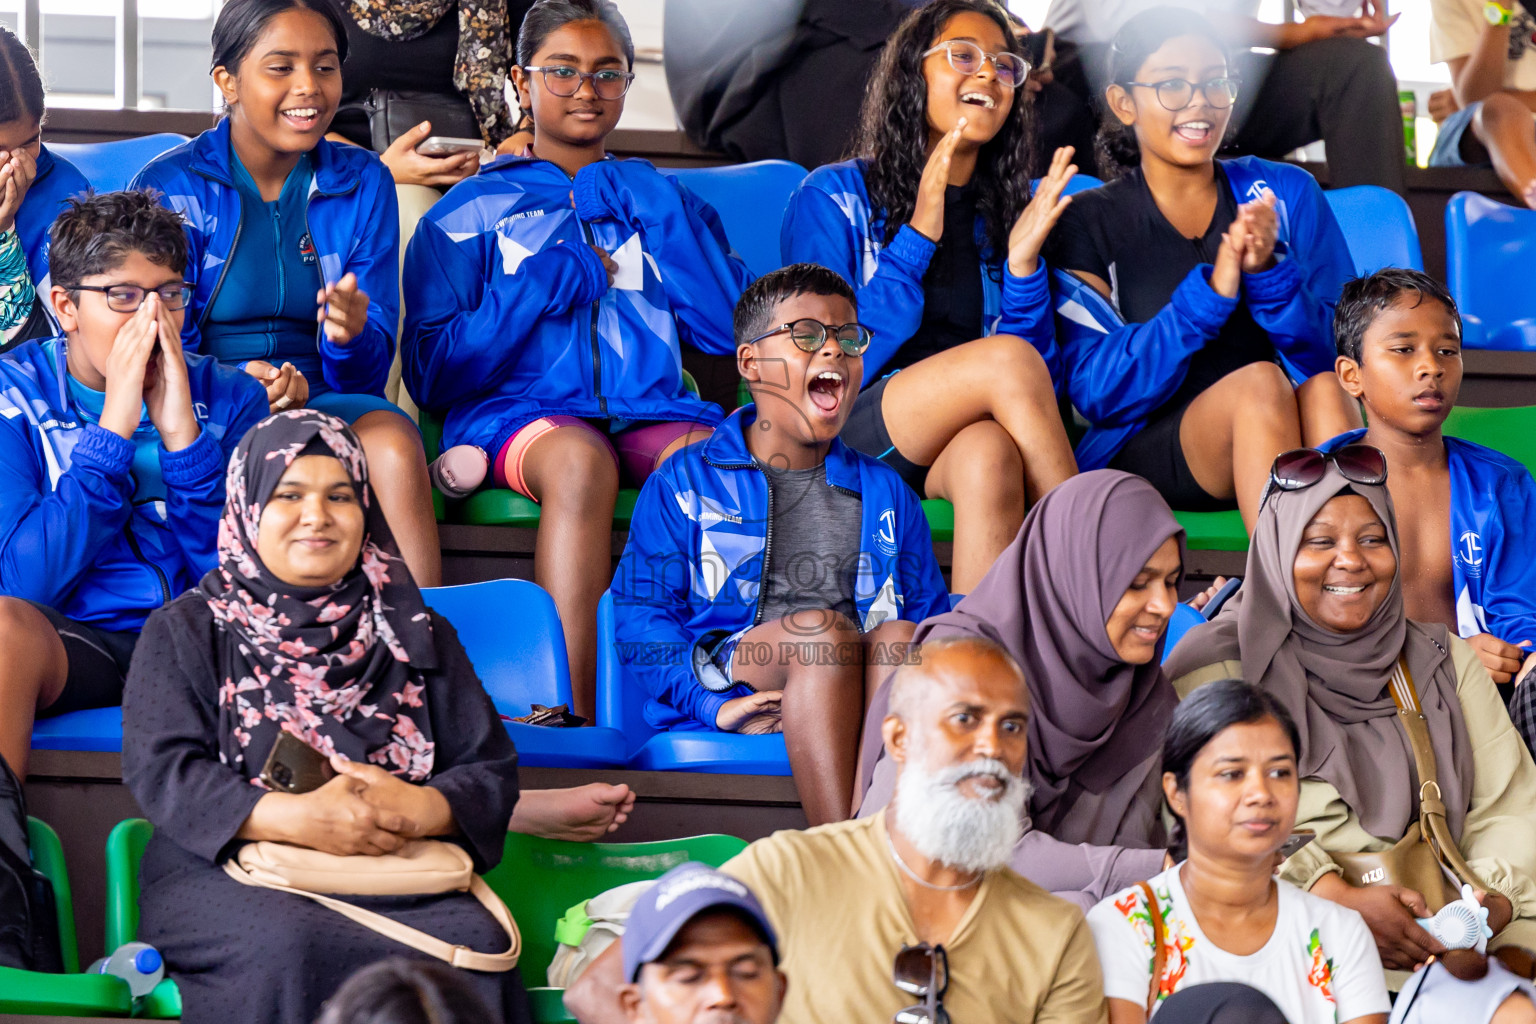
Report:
892,756,1030,874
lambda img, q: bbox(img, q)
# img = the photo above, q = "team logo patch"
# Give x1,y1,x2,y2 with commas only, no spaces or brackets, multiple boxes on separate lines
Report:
298,233,317,265
1458,530,1484,578
875,508,898,557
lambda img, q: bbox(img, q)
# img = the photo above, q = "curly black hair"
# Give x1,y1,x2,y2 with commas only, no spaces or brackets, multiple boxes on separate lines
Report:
852,0,1034,258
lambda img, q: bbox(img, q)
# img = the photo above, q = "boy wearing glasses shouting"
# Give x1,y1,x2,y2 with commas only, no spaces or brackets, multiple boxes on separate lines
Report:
0,191,266,782
612,265,948,827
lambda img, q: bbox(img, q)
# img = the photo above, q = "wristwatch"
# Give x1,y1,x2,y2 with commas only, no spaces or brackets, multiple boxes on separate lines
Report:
1485,1,1515,26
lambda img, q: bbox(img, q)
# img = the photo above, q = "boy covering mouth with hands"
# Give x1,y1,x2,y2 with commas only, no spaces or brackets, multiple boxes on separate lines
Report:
0,190,266,783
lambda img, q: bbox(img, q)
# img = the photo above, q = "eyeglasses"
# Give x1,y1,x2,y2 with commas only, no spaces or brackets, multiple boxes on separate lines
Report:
1123,76,1240,111
522,65,635,100
63,283,193,312
1259,444,1388,511
921,40,1029,89
746,319,873,357
893,943,949,1024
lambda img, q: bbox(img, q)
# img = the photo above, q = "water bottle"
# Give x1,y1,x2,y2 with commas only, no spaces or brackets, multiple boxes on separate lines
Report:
88,942,164,1000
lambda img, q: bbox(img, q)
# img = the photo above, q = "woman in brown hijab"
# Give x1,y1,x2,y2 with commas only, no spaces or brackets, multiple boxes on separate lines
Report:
1165,451,1536,986
858,469,1187,910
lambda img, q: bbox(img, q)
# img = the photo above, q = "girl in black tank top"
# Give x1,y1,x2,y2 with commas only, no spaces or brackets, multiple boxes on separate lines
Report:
1045,8,1359,528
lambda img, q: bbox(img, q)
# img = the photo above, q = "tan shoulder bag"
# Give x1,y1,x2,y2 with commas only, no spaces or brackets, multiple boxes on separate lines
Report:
223,839,520,972
1330,656,1487,913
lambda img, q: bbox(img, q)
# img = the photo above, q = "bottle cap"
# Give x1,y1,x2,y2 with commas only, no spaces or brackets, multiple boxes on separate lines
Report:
133,947,163,975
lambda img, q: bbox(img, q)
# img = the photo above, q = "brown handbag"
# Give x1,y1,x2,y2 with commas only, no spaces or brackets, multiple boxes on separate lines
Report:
1330,656,1488,913
1138,880,1167,1015
223,839,520,972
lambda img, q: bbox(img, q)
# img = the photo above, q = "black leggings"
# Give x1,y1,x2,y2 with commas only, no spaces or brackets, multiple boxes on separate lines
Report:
1154,983,1289,1024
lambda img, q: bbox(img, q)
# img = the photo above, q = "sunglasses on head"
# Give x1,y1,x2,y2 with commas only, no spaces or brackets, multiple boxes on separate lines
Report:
892,943,950,1024
1259,444,1388,512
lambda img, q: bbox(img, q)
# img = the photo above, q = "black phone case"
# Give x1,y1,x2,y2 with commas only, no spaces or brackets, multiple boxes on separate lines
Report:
259,733,336,794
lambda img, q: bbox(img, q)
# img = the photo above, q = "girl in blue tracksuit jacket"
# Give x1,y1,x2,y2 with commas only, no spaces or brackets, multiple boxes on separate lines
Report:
403,0,752,713
130,0,442,586
0,27,89,344
1044,8,1359,530
780,0,1080,595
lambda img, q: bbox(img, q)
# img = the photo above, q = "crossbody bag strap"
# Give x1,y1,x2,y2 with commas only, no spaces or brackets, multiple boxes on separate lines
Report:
1137,880,1167,1016
222,862,521,972
1388,656,1488,892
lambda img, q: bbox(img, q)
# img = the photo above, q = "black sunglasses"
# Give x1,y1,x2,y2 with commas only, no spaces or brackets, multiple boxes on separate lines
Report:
1259,444,1388,512
746,318,872,357
893,943,949,1024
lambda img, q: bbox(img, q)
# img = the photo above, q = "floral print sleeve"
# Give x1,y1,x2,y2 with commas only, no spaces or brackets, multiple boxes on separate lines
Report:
0,229,35,332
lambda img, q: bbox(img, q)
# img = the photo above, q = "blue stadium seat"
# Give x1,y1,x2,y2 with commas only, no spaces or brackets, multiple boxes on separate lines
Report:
665,160,808,277
49,133,189,193
30,580,626,767
1160,603,1206,665
424,580,626,767
1446,191,1536,350
30,705,122,752
596,591,791,775
1323,185,1424,276
1060,173,1103,195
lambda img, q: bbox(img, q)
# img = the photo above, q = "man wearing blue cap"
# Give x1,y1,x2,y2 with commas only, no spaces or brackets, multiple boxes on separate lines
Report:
618,863,786,1024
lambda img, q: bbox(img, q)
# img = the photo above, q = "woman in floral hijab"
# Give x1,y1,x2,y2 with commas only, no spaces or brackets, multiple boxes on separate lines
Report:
122,410,531,1024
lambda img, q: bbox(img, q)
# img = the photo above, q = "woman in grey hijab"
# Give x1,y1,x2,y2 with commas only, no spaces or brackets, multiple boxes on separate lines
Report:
858,470,1187,910
1165,450,1536,1002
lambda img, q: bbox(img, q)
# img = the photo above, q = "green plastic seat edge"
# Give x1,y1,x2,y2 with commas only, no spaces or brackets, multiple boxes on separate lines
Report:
105,818,183,1019
28,816,79,973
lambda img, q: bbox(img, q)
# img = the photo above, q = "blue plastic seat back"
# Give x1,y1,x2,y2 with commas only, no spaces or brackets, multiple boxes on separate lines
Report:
1323,185,1424,277
1061,173,1103,196
1446,192,1536,351
424,580,571,716
665,160,808,277
1160,602,1206,664
49,134,189,193
596,590,657,755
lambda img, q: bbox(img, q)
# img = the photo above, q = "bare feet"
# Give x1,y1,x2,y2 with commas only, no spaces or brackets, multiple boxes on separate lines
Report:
508,783,637,842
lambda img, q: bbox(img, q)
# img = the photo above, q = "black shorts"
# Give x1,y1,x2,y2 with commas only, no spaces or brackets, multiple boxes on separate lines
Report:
1108,398,1237,512
31,602,139,720
840,373,930,494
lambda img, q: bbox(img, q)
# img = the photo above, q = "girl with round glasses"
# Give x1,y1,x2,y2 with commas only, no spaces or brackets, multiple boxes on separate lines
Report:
1044,7,1360,532
781,0,1080,595
404,0,752,715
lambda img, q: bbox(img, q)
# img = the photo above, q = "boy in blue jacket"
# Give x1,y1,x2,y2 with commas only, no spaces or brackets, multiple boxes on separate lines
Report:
1326,268,1536,705
612,264,949,826
0,191,267,780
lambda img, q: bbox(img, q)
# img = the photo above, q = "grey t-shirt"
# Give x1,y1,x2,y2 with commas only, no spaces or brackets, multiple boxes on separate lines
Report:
755,460,863,626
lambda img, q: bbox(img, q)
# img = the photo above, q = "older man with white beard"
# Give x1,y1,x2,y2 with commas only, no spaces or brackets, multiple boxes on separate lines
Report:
566,635,1108,1024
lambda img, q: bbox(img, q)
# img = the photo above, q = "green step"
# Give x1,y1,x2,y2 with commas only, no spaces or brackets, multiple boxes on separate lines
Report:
1175,509,1248,552
461,488,641,528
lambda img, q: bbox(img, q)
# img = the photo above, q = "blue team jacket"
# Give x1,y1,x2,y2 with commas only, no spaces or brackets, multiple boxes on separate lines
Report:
1051,156,1356,471
15,145,89,290
779,157,1059,383
0,336,267,631
1322,429,1536,649
611,406,950,730
403,155,752,453
130,120,399,398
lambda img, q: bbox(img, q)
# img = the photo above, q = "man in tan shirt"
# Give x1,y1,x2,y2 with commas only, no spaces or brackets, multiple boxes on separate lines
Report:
568,636,1107,1024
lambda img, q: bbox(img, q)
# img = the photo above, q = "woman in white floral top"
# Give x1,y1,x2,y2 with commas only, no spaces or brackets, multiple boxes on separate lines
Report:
1088,679,1389,1024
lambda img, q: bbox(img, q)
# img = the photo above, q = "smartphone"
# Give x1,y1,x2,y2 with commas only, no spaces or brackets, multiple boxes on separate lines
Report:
416,136,483,157
259,732,336,794
1202,577,1242,620
1277,831,1316,861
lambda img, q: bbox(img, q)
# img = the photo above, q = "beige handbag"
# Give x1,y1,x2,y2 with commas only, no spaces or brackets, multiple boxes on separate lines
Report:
223,839,521,972
1331,656,1488,913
